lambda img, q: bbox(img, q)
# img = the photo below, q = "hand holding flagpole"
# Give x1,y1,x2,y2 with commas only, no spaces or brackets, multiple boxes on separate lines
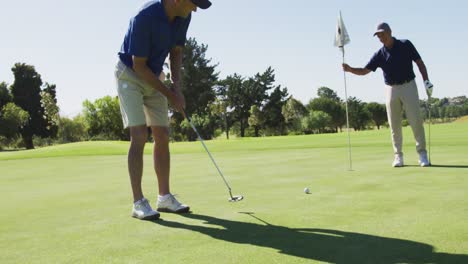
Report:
334,11,353,171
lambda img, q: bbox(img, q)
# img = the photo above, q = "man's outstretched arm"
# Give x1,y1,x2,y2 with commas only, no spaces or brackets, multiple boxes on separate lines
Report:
342,63,371,76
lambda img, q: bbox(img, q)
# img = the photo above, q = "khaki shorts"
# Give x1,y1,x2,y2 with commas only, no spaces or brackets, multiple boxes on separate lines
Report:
115,60,169,128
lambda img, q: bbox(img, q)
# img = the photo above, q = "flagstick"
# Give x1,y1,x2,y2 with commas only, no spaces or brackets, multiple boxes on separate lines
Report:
341,46,353,171
428,96,432,164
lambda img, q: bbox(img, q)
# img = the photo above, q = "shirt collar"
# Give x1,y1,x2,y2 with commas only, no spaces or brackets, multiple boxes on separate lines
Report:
156,0,187,25
383,37,398,51
155,0,169,22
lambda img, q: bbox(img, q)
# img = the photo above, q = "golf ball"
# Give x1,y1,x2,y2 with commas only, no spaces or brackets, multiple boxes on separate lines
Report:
304,187,310,194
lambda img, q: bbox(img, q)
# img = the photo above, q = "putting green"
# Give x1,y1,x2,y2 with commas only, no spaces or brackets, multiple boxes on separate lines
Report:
1,122,467,263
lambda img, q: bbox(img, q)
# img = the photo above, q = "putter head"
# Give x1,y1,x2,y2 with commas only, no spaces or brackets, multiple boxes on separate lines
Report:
229,195,244,202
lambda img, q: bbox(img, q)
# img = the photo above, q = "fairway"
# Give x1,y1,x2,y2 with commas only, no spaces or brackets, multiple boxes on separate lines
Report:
1,122,467,263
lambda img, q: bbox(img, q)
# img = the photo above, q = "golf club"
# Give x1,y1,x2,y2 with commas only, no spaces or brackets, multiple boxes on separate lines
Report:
183,110,244,202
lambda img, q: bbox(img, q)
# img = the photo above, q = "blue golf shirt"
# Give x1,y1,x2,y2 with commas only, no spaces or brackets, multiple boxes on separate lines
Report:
118,0,191,75
365,38,421,85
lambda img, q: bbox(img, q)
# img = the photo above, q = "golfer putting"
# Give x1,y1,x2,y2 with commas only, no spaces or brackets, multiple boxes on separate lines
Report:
343,22,433,167
115,0,212,220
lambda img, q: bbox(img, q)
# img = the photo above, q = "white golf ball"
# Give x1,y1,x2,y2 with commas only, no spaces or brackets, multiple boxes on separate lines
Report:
304,187,310,194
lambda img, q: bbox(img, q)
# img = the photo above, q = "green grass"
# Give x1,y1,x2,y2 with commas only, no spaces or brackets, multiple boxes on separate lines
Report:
454,115,468,123
1,122,467,263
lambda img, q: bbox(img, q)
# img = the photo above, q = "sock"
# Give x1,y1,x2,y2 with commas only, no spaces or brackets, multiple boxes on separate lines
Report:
158,194,171,202
134,197,145,205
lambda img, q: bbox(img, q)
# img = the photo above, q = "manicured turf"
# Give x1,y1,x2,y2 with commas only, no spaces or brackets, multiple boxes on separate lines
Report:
1,122,467,263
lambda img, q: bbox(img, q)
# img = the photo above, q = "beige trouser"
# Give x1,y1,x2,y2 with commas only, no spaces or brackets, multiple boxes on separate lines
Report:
385,80,426,155
115,60,168,128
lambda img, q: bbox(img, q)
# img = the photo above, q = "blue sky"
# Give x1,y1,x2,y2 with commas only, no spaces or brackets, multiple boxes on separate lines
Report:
1,0,467,117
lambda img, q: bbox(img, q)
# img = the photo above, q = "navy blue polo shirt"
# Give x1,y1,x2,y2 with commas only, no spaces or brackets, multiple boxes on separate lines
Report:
365,38,421,85
118,0,191,75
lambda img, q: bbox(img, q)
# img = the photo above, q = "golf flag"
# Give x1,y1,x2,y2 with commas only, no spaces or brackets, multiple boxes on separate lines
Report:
335,11,353,171
334,11,350,47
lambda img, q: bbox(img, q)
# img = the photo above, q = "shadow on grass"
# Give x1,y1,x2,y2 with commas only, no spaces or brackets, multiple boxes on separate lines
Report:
0,149,22,152
430,164,468,169
404,164,468,169
156,213,467,264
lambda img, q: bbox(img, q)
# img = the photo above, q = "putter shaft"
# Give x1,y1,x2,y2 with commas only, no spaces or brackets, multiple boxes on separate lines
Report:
184,110,243,202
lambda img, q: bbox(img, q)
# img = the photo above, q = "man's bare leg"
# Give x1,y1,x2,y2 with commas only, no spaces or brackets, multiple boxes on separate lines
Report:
151,126,170,195
128,126,148,202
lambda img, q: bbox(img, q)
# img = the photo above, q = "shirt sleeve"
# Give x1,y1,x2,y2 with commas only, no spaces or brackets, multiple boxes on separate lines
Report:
126,14,151,57
365,51,381,72
175,14,191,47
406,40,421,62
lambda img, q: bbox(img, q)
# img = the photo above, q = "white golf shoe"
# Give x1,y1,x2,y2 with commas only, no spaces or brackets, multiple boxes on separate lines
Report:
132,198,160,220
157,194,190,213
392,154,404,167
419,152,431,167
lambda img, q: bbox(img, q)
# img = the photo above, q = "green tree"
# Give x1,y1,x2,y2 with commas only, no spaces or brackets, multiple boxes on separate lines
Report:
282,97,308,133
221,74,244,137
171,38,219,141
248,105,265,137
347,97,371,131
209,85,233,139
0,103,30,139
263,86,289,135
82,96,127,140
180,113,211,141
181,38,219,115
317,86,341,102
40,83,60,137
223,74,246,137
0,82,12,110
10,63,49,149
302,110,332,134
225,67,277,137
57,116,87,143
438,107,446,121
431,97,441,119
366,102,387,129
307,97,345,132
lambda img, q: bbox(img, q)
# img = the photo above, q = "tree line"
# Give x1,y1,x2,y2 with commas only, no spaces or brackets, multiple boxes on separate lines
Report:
1,38,468,150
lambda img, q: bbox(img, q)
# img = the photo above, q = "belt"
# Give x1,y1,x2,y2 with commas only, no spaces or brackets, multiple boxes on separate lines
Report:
388,78,414,86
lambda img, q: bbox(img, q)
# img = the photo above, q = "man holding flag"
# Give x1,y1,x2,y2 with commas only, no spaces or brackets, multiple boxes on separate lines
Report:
342,22,433,167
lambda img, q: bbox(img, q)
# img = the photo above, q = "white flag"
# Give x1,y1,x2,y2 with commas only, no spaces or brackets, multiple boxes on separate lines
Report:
334,11,350,47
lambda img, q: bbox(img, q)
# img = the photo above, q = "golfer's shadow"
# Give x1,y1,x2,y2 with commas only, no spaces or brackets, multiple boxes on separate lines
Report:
156,213,467,264
403,164,468,169
430,164,468,169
